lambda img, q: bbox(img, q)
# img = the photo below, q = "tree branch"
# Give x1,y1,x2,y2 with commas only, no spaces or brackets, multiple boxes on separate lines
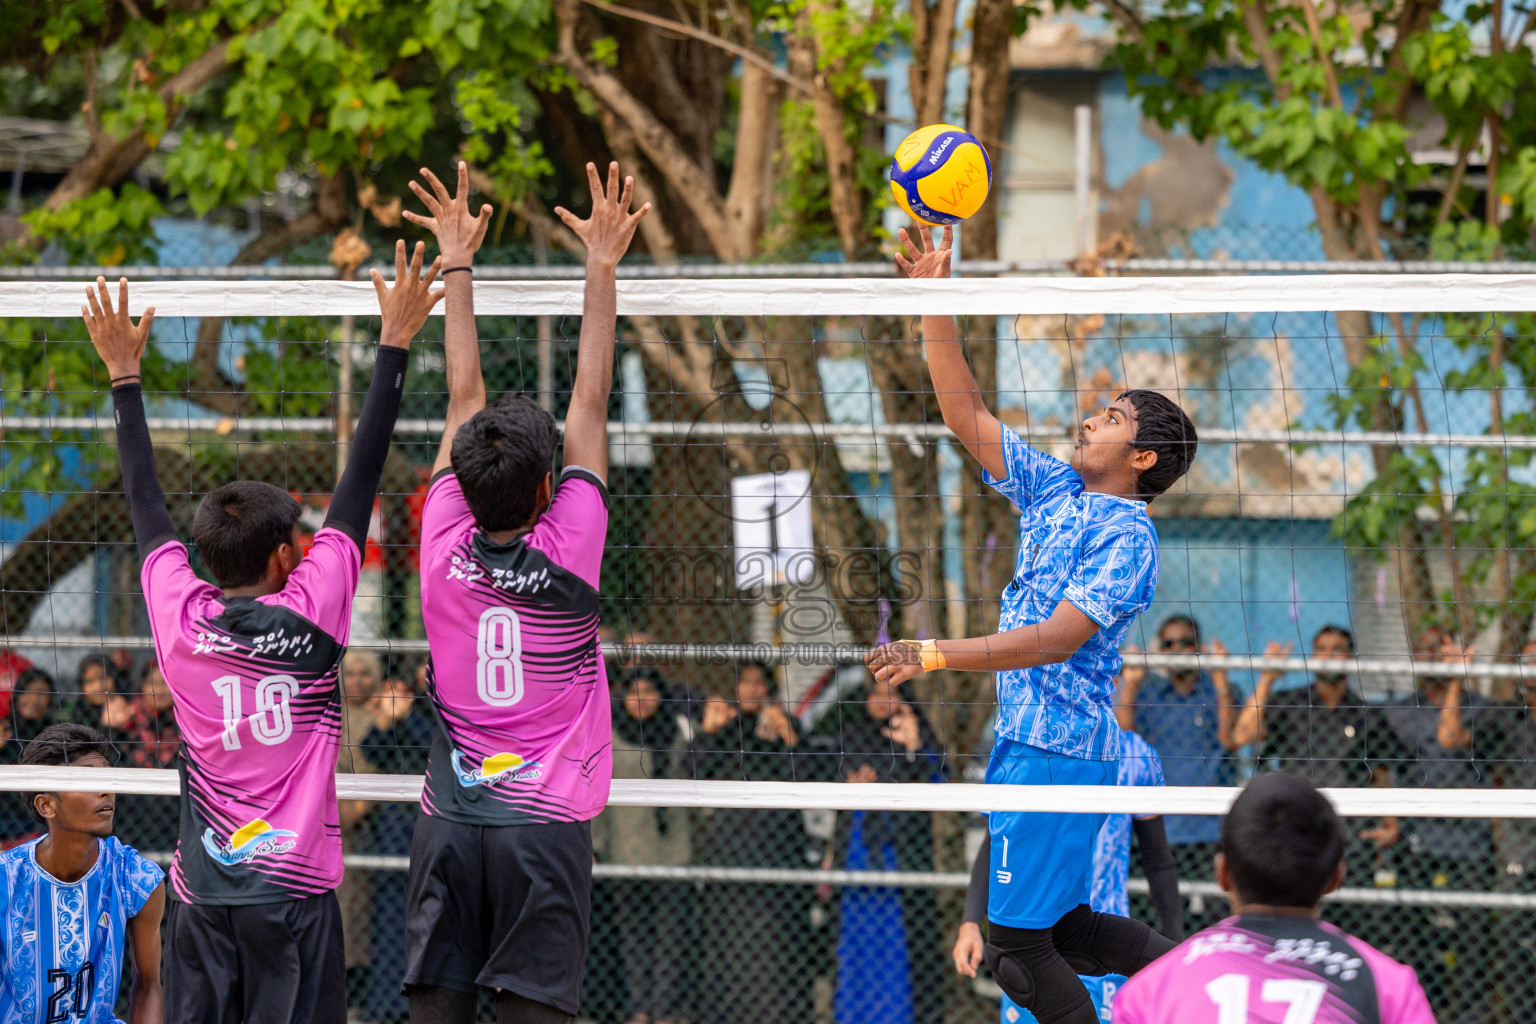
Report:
555,0,737,257
1297,0,1344,107
580,0,809,96
188,172,350,416
45,31,243,211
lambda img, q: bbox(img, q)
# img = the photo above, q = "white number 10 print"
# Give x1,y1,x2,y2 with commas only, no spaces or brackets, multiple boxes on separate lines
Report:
476,606,525,707
212,674,299,750
1205,974,1327,1024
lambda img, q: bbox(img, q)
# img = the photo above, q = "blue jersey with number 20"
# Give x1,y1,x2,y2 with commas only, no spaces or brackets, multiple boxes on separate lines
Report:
0,836,163,1024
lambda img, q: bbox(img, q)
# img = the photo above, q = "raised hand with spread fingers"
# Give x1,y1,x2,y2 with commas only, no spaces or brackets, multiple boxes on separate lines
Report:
82,277,154,382
555,162,651,482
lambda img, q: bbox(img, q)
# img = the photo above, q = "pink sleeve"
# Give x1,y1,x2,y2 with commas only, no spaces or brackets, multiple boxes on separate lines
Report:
1108,975,1145,1024
529,467,609,589
140,542,207,651
269,527,361,642
421,472,475,568
1377,958,1438,1024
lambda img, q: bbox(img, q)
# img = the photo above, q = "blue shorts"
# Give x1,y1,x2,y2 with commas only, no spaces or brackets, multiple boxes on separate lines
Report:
1001,975,1126,1024
986,738,1114,928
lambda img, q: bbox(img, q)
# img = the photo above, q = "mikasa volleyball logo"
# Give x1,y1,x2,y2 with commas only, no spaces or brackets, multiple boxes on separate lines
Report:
926,135,955,165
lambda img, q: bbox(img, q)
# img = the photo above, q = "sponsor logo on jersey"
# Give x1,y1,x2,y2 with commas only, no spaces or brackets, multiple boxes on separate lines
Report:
451,749,543,787
201,818,298,865
996,870,1013,884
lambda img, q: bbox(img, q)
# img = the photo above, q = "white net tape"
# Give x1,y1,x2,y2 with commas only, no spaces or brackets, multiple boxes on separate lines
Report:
5,272,1536,317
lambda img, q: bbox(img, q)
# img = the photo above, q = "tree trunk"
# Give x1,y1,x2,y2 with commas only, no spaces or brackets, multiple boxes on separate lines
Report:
964,0,1014,262
791,4,866,258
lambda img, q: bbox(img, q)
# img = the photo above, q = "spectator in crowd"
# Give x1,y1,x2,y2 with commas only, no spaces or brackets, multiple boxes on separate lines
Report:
68,652,122,737
1493,638,1536,1022
596,669,694,1024
337,649,381,1013
0,647,33,719
0,667,56,842
1382,625,1508,1024
120,661,180,770
115,660,183,856
1115,614,1238,915
820,677,946,1024
9,668,59,748
690,662,810,1024
1232,625,1401,941
358,666,433,1024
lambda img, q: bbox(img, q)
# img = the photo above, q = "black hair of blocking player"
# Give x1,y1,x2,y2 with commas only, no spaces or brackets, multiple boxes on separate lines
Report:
1119,389,1198,498
1220,771,1346,910
451,393,560,532
20,723,112,825
191,480,303,589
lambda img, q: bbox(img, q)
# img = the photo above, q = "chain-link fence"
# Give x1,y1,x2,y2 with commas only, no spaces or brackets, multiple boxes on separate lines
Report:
4,284,1536,1022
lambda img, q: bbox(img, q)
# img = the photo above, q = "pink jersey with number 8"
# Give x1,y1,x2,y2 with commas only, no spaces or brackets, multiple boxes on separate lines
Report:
417,467,612,826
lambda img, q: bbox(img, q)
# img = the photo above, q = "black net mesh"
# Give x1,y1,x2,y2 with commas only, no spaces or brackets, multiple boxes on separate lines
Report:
2,298,1536,1023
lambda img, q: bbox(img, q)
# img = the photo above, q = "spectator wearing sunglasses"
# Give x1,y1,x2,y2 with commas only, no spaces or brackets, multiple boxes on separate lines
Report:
1115,615,1240,929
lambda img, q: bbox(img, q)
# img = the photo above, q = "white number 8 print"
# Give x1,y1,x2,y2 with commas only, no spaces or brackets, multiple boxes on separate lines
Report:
1206,974,1327,1024
476,606,524,707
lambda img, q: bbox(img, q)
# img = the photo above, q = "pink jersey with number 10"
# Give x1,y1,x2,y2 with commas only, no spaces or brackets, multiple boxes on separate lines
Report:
418,467,612,826
1113,915,1436,1024
141,531,359,905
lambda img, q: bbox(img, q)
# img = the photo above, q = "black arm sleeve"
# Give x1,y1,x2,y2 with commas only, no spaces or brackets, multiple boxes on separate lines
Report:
1134,815,1184,942
325,345,409,551
111,383,178,556
963,836,990,925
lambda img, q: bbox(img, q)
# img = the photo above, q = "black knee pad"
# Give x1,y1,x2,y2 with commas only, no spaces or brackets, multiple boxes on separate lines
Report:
984,943,1037,1008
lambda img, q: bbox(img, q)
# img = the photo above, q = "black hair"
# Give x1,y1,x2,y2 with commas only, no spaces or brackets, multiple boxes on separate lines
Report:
138,659,162,686
20,723,111,825
75,653,115,692
451,394,559,533
1157,614,1201,644
192,480,302,589
1221,772,1344,909
1119,390,1198,500
737,660,779,697
623,666,672,700
16,667,54,692
1314,624,1356,653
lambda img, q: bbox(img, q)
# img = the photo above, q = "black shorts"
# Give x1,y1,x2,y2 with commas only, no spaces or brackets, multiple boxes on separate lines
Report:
164,891,345,1024
403,812,593,1013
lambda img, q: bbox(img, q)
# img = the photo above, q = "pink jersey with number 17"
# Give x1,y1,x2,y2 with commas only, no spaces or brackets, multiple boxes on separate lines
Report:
1113,915,1436,1024
418,467,611,826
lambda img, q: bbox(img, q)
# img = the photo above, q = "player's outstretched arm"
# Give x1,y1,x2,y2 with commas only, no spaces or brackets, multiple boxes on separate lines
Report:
866,600,1100,685
897,225,1006,480
127,882,166,1024
83,277,177,555
325,240,444,550
555,161,650,480
404,161,494,477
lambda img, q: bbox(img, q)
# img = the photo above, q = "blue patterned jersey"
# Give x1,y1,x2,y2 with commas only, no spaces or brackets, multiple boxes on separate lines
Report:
1090,729,1166,917
0,837,164,1024
985,427,1160,761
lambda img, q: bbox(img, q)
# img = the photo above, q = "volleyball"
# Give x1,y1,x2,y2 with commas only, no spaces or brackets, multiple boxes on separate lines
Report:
889,123,992,226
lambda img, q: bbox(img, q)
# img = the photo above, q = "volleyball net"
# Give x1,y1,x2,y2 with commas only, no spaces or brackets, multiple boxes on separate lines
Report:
3,272,1536,1021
